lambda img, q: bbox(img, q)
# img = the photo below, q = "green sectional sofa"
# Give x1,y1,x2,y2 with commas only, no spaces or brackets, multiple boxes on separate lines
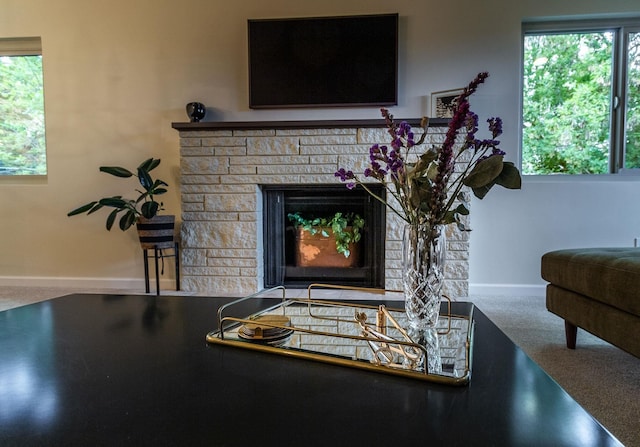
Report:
541,247,640,358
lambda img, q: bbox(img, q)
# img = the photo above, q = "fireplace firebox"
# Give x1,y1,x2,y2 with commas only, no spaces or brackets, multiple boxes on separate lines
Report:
263,184,386,288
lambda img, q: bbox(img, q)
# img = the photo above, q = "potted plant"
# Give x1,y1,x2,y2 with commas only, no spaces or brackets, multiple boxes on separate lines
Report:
287,212,365,268
67,158,175,249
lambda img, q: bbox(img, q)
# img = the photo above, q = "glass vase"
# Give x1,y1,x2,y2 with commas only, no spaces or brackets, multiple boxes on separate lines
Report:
406,326,442,374
402,223,446,330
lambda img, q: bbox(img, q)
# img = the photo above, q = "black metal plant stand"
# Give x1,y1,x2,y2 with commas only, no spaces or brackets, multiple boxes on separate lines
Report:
143,242,181,295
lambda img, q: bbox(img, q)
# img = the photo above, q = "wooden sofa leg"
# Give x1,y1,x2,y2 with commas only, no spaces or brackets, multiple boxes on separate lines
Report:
565,320,577,349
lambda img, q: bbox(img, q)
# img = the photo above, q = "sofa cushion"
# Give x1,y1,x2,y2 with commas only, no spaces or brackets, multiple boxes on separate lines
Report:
541,247,640,318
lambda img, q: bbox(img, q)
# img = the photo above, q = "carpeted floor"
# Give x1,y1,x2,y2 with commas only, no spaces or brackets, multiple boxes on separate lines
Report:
1,287,638,446
472,294,639,447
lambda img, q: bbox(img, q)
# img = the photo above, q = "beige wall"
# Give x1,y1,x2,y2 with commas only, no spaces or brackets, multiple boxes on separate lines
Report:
1,0,639,292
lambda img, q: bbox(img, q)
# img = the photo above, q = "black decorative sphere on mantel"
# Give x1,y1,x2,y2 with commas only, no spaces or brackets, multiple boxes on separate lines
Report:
186,102,206,122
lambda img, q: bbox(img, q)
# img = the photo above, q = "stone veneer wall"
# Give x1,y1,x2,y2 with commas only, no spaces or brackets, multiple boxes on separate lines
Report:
174,120,469,297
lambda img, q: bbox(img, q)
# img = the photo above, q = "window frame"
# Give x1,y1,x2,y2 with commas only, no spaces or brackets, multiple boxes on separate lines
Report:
0,36,47,177
521,18,640,176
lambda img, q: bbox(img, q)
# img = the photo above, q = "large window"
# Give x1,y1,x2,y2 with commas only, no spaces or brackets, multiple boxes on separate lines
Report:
522,19,640,175
0,37,46,175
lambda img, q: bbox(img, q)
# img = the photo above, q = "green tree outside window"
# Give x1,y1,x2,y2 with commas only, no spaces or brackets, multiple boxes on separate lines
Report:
625,32,640,169
0,45,47,175
522,22,639,175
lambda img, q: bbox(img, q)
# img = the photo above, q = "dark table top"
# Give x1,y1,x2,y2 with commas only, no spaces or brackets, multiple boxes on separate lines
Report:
0,294,622,446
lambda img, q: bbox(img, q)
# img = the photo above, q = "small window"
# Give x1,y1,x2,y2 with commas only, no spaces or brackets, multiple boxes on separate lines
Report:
625,31,640,169
0,37,46,175
522,20,640,175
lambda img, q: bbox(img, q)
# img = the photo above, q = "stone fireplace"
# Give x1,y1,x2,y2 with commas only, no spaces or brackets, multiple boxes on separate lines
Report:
173,119,469,297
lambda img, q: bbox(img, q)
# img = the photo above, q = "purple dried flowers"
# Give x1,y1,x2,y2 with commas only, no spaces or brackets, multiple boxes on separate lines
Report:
336,72,521,229
334,168,356,189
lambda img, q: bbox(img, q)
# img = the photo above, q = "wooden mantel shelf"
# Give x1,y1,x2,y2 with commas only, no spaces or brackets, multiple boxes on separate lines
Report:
171,117,450,131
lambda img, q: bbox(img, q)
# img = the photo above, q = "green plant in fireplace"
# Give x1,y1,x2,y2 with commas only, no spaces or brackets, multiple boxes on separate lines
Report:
287,212,365,258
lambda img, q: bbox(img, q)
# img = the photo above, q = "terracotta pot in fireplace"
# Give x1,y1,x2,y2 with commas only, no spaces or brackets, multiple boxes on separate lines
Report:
294,227,360,268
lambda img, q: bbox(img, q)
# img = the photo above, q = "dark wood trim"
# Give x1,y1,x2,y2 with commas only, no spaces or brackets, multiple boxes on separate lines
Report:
172,118,450,132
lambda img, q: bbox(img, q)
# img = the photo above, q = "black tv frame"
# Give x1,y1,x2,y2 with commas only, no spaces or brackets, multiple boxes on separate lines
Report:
248,13,398,109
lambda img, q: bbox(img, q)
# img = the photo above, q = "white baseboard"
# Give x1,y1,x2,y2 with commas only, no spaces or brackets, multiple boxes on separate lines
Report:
0,276,175,291
469,283,546,297
0,276,548,298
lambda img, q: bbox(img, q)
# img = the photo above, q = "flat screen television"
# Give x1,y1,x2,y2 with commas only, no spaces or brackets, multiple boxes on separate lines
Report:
248,13,398,109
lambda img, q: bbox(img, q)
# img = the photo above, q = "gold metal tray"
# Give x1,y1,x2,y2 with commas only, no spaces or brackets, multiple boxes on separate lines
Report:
206,285,474,385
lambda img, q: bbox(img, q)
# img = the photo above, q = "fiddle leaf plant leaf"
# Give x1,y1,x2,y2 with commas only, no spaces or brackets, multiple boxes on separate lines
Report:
99,197,128,209
119,210,137,231
138,157,161,173
100,166,134,178
67,201,99,216
138,168,153,191
140,201,159,219
106,208,119,231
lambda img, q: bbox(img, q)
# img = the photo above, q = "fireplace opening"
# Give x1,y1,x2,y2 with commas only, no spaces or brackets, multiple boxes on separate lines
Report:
262,184,386,289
